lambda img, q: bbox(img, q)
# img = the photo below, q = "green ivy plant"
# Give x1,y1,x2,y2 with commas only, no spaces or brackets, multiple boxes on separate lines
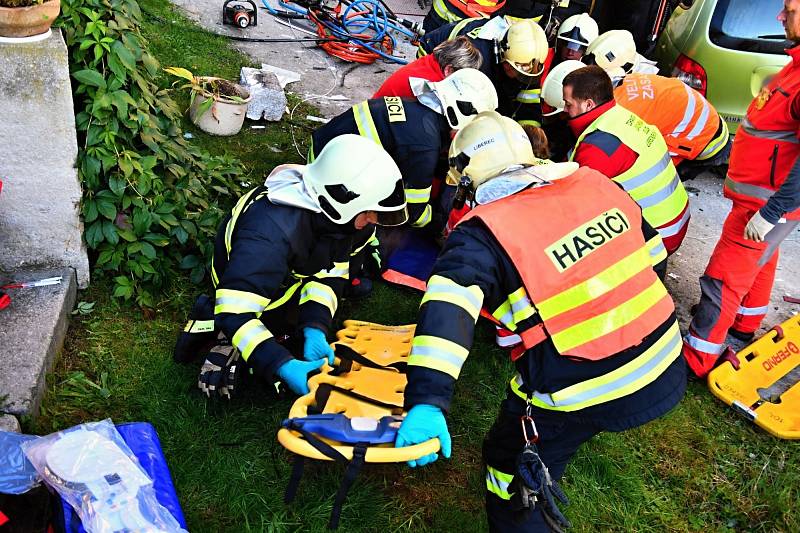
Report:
56,0,245,308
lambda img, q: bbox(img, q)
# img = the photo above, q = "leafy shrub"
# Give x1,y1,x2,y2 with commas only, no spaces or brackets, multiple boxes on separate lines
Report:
56,0,246,308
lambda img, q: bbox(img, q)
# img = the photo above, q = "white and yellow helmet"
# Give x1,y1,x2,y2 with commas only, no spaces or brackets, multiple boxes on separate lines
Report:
448,111,539,188
583,29,637,74
541,60,585,115
305,134,408,226
501,19,550,78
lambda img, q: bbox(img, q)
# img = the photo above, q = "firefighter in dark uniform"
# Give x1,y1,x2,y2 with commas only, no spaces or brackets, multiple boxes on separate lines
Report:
393,112,686,531
173,135,408,399
311,68,497,231
418,18,551,128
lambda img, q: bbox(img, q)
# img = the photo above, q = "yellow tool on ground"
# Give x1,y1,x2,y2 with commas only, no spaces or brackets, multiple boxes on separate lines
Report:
708,313,800,439
277,320,440,529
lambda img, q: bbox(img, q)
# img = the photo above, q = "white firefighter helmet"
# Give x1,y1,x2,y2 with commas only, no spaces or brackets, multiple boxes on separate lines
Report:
584,29,637,74
426,68,499,129
557,13,599,49
304,134,408,226
541,59,585,115
501,19,550,78
448,111,539,188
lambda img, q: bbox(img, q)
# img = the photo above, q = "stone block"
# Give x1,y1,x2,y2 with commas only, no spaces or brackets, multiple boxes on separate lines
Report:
0,414,20,433
240,67,286,121
0,29,89,288
0,267,76,419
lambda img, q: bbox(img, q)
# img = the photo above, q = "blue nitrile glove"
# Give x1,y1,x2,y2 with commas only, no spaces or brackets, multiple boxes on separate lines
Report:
276,358,325,395
303,327,335,365
395,404,452,468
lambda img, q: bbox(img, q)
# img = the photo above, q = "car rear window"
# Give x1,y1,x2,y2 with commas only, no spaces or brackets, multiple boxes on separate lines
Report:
710,0,791,54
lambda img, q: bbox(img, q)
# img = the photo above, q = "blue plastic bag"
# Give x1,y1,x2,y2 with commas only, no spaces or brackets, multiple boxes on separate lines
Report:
0,430,40,495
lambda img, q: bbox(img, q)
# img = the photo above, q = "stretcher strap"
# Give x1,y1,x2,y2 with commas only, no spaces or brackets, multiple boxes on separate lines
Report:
329,443,368,529
314,383,404,412
334,344,407,371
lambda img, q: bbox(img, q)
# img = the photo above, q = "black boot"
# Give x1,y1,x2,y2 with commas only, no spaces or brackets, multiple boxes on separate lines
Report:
174,294,218,363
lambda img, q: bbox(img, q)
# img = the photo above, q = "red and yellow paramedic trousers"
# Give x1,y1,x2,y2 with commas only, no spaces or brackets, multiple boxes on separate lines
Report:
683,204,799,378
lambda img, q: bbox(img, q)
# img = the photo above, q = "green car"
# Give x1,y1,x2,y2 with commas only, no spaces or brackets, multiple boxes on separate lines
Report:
654,0,792,134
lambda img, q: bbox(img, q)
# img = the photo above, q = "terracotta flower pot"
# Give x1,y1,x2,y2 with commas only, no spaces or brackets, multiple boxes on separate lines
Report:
0,0,60,38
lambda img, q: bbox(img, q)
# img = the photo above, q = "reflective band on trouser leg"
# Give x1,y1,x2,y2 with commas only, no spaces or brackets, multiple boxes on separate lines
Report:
737,305,770,316
510,321,682,411
486,466,514,500
491,287,537,331
352,101,382,146
412,204,433,227
232,319,274,361
215,288,271,315
683,332,724,356
697,120,729,160
734,247,780,334
420,274,484,321
299,281,338,316
409,335,470,379
645,235,667,266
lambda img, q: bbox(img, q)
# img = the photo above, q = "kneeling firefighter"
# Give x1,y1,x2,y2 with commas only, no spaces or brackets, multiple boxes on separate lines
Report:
173,135,408,398
394,111,686,531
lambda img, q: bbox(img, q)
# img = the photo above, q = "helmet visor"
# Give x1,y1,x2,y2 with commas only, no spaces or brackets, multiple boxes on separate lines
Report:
375,206,409,227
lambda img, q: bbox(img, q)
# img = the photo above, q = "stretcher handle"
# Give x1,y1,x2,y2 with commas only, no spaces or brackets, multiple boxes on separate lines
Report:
277,428,440,463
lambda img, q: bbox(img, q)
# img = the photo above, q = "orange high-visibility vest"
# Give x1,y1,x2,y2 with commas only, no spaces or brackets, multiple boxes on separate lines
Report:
725,46,800,220
431,0,504,25
460,167,675,360
615,74,728,165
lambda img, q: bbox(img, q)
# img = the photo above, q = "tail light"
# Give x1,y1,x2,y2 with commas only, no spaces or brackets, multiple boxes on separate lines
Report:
672,53,707,96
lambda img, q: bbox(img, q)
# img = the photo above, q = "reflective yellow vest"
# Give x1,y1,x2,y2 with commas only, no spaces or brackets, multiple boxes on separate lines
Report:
570,105,689,232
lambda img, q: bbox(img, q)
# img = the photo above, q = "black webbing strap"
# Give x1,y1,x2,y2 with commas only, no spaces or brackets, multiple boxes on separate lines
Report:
284,454,305,504
328,442,369,530
283,421,351,506
314,383,404,414
334,344,407,372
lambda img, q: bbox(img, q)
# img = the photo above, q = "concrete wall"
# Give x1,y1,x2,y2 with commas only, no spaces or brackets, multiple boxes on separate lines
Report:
0,29,89,287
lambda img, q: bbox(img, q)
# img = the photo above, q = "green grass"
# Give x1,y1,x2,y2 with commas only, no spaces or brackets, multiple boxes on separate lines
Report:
29,1,800,531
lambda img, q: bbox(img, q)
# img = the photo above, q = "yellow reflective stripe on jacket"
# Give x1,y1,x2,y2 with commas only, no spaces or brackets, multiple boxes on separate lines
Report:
491,287,536,329
214,288,271,315
265,280,303,311
449,16,481,39
352,101,382,146
697,119,730,160
211,257,220,287
645,235,667,266
432,0,462,24
510,321,681,411
408,334,470,379
550,278,670,353
316,261,349,279
571,106,688,228
224,187,263,256
232,318,274,361
486,466,514,500
420,274,484,320
536,246,652,320
412,204,433,227
515,89,541,104
299,281,338,315
405,186,432,204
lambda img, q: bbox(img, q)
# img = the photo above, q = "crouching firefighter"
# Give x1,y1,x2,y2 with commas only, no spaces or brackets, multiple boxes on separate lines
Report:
173,135,408,399
393,111,686,531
